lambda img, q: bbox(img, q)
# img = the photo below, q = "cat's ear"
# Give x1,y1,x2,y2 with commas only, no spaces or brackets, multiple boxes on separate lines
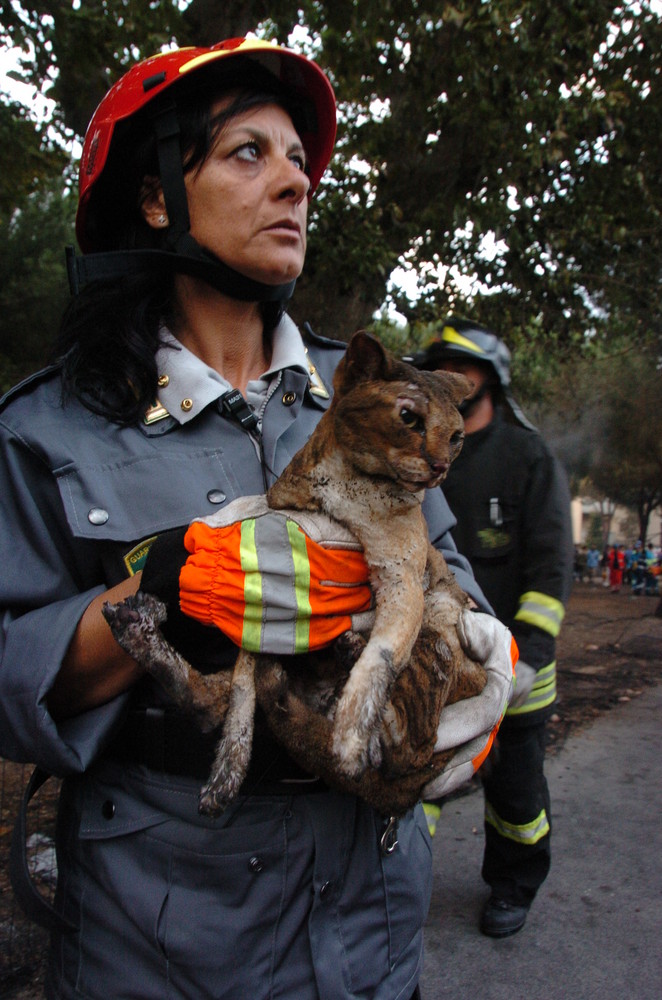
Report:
342,331,390,383
440,371,474,407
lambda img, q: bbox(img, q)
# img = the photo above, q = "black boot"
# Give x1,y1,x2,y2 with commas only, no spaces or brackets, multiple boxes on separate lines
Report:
480,895,530,938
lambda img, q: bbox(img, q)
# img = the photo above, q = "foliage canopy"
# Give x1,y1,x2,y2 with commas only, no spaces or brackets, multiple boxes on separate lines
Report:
1,0,660,487
534,342,662,543
2,1,660,347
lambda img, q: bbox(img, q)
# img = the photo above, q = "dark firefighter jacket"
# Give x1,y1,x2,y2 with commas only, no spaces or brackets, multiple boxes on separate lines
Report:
441,408,574,725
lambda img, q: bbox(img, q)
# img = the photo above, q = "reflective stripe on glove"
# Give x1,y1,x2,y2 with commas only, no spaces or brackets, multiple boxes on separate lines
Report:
180,495,373,654
422,611,517,800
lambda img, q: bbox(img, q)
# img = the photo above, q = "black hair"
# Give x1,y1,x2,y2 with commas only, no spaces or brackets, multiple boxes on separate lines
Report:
55,60,308,425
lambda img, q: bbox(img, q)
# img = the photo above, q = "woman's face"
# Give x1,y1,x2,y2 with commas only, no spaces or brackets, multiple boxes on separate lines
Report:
181,99,310,286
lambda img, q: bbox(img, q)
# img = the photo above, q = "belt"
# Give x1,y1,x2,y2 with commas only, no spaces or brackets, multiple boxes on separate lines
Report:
108,707,328,795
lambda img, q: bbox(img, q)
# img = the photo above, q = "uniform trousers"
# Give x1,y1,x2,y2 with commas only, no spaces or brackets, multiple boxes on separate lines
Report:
481,721,551,907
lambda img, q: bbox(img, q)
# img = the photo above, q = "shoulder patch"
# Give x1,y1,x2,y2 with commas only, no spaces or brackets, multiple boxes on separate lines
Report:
0,363,63,414
301,321,348,350
124,536,158,576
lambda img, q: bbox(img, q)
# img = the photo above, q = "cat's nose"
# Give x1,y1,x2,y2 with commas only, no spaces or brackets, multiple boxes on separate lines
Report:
429,460,449,476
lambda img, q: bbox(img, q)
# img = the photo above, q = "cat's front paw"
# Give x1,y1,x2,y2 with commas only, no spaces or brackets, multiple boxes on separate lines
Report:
102,592,168,660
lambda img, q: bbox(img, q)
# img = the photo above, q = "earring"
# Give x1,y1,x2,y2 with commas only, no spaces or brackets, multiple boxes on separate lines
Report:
158,214,168,226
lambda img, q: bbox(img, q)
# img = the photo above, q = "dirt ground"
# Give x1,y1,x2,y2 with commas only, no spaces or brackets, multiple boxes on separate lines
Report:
546,580,662,755
1,579,660,998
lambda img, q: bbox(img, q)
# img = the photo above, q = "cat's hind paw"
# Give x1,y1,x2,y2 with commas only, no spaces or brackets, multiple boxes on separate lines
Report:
199,736,251,815
198,779,234,817
198,761,244,816
198,785,228,817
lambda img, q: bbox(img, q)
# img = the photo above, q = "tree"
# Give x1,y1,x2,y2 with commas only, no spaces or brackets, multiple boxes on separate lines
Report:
1,1,661,348
0,96,67,216
589,351,662,544
0,177,77,389
532,343,662,545
585,513,604,551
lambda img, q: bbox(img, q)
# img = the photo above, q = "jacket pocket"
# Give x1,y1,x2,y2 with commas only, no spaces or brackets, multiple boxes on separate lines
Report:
380,808,432,971
55,448,247,543
471,497,519,561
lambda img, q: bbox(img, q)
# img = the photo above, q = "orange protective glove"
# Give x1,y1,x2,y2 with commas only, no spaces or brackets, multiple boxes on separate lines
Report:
179,496,373,654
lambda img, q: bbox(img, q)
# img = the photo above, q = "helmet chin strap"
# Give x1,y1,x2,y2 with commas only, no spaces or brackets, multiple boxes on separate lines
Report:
67,101,297,303
66,244,297,301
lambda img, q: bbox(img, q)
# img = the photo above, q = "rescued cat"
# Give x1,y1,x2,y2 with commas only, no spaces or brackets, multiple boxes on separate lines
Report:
103,331,486,815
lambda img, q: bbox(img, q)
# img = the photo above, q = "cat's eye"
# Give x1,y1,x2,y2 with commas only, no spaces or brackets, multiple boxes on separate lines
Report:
400,408,425,433
451,431,464,445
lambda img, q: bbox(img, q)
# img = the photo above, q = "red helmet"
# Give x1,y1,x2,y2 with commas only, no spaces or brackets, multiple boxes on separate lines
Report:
76,36,337,253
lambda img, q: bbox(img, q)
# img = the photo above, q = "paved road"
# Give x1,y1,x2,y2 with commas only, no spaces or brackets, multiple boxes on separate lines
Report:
420,682,662,1000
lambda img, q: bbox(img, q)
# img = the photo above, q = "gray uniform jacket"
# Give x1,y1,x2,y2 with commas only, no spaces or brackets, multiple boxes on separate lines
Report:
0,321,482,1000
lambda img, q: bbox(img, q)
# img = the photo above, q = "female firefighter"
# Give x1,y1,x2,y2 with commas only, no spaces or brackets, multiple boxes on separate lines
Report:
0,39,514,998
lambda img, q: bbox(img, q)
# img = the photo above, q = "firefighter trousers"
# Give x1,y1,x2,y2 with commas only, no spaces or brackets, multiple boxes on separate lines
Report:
481,720,551,907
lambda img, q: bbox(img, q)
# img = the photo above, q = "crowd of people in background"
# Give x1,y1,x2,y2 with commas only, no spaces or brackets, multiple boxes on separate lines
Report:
574,540,662,595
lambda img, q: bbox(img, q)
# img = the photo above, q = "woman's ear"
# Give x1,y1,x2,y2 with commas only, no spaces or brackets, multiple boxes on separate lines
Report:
140,176,168,230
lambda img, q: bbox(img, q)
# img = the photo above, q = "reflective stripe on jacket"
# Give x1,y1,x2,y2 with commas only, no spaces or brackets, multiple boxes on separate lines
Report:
507,660,557,717
440,409,574,724
514,590,565,638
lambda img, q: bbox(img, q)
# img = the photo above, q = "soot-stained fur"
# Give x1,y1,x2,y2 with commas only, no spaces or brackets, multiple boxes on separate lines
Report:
103,332,487,816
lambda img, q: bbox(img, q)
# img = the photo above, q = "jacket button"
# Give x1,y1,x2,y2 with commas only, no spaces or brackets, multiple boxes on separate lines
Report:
282,391,296,406
180,398,194,412
207,490,227,505
88,507,109,525
248,856,264,873
101,800,115,820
